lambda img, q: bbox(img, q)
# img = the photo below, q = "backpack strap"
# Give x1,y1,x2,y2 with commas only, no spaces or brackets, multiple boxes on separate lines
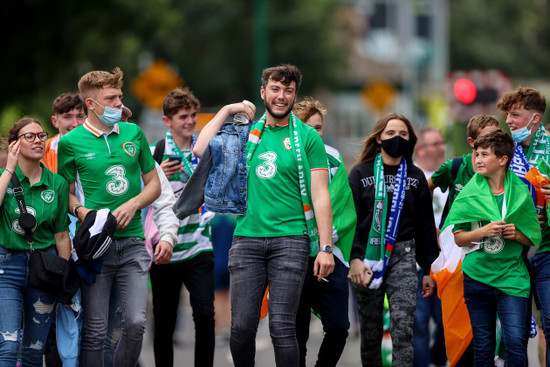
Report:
11,173,36,246
438,156,463,228
153,138,166,165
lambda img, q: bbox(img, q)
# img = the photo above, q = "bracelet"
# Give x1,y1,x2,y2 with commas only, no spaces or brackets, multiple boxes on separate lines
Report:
4,168,13,175
73,203,83,217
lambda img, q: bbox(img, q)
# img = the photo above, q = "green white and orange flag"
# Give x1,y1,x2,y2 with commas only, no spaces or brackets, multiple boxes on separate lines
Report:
431,170,541,366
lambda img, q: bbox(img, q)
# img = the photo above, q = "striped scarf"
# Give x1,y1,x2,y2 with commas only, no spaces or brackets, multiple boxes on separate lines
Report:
247,112,319,254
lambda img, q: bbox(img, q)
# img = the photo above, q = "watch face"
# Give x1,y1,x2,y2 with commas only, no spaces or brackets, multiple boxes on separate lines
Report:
322,245,332,253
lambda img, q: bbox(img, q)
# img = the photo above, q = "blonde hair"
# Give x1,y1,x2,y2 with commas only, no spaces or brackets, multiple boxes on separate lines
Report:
293,97,327,122
78,67,124,99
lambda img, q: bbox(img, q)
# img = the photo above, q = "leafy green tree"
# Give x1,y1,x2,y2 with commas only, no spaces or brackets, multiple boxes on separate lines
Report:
0,0,347,130
450,0,550,77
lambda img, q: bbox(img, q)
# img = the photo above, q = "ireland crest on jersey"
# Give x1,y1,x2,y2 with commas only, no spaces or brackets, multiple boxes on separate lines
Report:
123,142,136,157
41,190,55,203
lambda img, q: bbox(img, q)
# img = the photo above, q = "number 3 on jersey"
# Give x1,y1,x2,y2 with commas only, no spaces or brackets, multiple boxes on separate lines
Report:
256,151,277,179
105,165,129,196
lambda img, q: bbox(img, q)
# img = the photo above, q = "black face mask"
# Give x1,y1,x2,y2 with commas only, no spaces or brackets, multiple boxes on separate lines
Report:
380,136,409,158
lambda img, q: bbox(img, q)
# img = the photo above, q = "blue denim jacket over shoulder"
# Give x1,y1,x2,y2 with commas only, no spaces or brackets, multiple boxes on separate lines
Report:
204,122,251,215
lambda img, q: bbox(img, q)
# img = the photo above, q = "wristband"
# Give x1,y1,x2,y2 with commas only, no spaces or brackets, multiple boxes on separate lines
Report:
4,168,13,175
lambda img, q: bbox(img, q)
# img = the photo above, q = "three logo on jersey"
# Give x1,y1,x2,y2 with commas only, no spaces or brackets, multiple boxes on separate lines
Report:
255,137,292,179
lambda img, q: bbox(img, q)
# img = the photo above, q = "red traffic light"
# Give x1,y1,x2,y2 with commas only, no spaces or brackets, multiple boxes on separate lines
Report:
453,78,477,104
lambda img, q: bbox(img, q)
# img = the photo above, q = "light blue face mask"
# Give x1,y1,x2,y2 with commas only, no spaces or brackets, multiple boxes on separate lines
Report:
92,99,122,126
511,114,536,143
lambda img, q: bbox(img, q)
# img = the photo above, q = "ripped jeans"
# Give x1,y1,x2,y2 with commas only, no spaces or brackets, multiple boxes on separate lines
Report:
0,245,57,367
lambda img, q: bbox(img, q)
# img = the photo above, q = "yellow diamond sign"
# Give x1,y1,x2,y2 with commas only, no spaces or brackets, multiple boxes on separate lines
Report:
361,79,397,113
131,60,184,110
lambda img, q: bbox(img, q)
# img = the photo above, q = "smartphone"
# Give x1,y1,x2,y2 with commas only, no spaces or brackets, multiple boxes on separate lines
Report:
168,156,182,164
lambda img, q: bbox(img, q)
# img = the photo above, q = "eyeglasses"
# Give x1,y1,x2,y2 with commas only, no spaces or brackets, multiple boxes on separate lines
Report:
18,132,48,142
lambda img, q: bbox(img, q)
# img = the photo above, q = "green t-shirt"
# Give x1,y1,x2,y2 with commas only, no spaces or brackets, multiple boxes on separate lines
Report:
0,164,69,250
234,121,327,237
431,153,475,205
58,121,156,239
455,191,530,298
149,141,212,262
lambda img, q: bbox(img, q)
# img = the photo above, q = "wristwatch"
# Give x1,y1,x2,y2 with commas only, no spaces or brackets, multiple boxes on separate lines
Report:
74,204,82,218
320,245,333,254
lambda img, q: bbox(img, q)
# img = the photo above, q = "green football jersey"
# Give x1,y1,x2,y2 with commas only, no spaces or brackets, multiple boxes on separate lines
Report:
431,153,475,204
0,164,69,250
455,192,530,298
58,121,156,239
234,121,327,237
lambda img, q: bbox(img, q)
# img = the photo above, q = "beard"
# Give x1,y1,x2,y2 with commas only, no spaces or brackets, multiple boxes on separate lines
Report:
264,100,294,120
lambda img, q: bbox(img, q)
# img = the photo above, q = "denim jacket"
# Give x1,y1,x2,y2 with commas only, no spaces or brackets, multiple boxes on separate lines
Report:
173,122,250,219
204,123,250,214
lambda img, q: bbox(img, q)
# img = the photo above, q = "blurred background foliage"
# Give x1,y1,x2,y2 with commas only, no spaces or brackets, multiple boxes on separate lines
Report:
1,0,550,135
0,0,347,134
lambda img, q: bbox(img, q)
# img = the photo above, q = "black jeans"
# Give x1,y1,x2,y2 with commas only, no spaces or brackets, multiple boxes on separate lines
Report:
296,257,350,367
149,251,215,367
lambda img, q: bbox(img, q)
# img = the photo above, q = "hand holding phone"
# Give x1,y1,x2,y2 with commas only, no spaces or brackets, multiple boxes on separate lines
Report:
168,156,183,164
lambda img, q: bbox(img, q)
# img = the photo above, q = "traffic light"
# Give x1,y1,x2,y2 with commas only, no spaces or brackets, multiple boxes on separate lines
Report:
447,70,511,122
452,78,498,105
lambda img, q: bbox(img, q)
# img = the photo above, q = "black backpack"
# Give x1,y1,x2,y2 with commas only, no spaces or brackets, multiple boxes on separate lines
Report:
438,156,463,228
153,138,166,165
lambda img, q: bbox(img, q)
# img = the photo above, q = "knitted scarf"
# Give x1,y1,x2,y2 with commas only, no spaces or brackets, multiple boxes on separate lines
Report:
247,112,319,254
365,153,407,289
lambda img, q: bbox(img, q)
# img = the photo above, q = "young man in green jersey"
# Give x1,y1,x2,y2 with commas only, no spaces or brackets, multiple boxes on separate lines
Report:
148,87,216,367
447,130,540,365
497,87,550,366
193,64,334,366
57,67,161,367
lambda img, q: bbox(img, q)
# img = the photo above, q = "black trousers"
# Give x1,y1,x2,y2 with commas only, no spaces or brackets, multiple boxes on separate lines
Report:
149,251,216,367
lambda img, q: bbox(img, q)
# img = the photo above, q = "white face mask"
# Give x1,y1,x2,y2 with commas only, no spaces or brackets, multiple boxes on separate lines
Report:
511,114,536,143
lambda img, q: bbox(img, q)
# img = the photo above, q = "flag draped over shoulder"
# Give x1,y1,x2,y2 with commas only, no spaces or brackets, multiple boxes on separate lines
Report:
431,170,541,366
325,146,356,264
443,171,541,244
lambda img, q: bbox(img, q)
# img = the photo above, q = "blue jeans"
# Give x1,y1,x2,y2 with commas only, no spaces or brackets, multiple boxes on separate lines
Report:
56,289,82,367
531,251,550,367
413,269,446,367
228,235,310,367
80,237,150,367
296,257,349,367
463,275,530,367
0,245,57,367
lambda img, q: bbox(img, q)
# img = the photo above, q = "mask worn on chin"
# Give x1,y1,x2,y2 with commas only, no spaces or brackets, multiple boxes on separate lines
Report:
91,99,122,127
381,136,410,158
511,113,537,143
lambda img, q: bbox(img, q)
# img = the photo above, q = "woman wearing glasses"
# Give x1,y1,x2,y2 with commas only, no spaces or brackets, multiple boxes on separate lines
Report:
0,117,71,366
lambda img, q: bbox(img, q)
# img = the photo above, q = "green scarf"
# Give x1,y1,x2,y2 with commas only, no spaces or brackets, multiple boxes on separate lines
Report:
364,153,407,289
246,112,319,255
525,124,550,166
443,170,541,248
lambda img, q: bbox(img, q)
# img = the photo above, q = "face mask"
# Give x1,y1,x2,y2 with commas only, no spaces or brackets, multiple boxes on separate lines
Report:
511,114,536,143
381,136,409,158
91,99,122,126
